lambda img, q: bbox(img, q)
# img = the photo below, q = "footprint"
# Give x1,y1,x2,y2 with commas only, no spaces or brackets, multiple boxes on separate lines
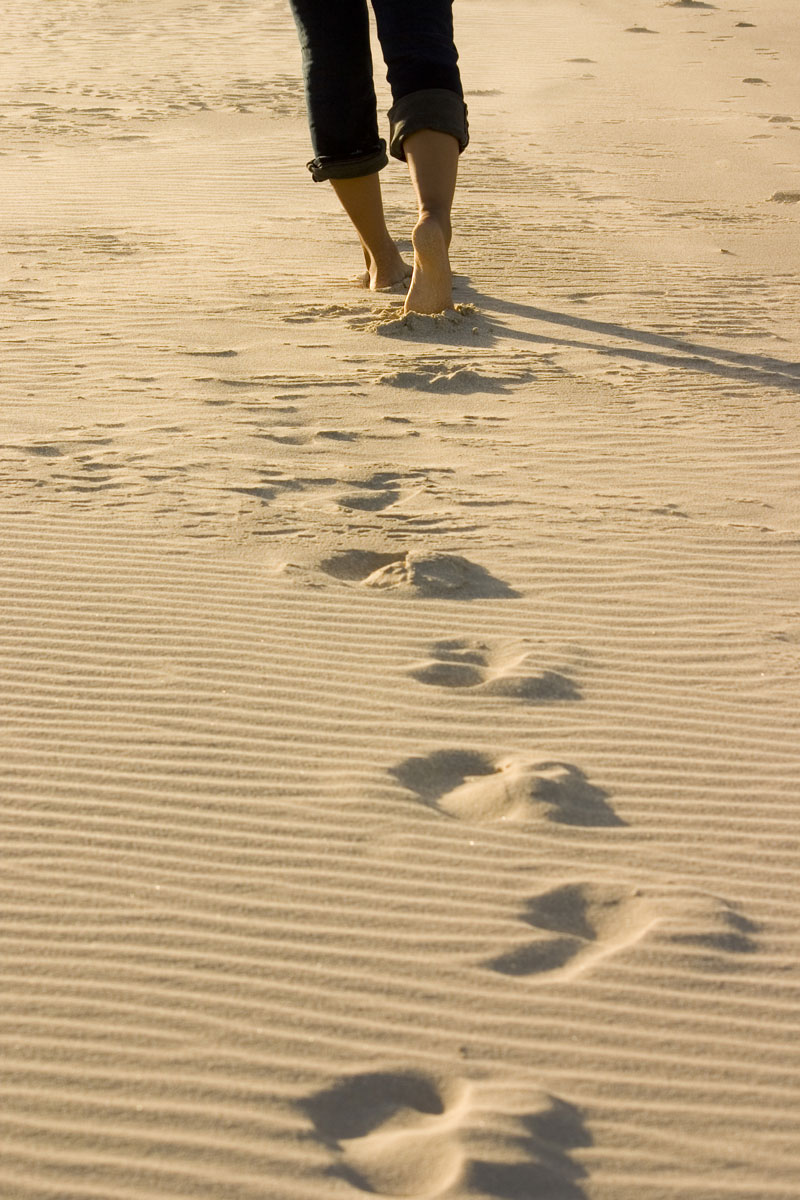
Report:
337,487,402,512
284,301,366,324
304,1071,468,1197
367,304,491,344
408,638,580,702
318,548,408,580
255,427,360,446
318,550,518,598
378,363,532,394
316,429,360,442
391,751,621,826
487,882,757,982
303,1070,589,1198
335,470,423,513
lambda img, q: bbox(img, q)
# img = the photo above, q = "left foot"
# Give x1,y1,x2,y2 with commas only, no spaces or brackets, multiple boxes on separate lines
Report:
358,259,412,291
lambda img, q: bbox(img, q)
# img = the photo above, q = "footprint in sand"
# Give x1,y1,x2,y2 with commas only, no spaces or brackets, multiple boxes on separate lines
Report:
283,302,366,324
391,751,621,827
378,363,532,394
487,882,758,982
318,550,518,599
665,0,716,9
408,638,580,702
303,1070,589,1198
364,304,492,345
258,427,359,446
334,470,427,514
337,486,403,512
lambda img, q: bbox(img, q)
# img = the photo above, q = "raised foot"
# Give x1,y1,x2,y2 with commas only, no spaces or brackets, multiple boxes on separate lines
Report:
404,214,453,315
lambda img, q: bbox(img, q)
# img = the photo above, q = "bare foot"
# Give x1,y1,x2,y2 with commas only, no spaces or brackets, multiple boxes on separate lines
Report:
358,246,412,292
404,213,453,315
358,264,412,291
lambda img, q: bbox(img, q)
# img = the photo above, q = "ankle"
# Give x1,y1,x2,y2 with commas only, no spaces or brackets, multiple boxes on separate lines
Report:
417,207,452,246
369,238,403,272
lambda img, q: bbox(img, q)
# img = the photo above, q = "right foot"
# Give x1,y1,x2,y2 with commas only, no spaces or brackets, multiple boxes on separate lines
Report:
404,213,453,315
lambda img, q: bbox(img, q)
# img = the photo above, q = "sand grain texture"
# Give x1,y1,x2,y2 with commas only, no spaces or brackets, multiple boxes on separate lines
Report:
2,1,800,1197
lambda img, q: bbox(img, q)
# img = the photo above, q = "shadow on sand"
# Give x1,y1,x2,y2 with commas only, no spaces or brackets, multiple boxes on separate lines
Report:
461,283,800,393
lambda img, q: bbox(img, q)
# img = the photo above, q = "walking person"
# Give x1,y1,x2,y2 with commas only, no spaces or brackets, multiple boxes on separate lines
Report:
288,0,469,314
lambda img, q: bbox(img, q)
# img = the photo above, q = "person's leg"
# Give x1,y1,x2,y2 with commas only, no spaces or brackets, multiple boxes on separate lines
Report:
403,129,460,313
370,0,468,312
288,0,409,290
330,175,410,290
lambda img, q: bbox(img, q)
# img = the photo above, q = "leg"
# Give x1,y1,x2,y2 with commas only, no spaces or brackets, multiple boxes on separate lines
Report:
288,0,409,290
289,0,383,174
369,0,468,312
403,129,459,313
330,174,411,290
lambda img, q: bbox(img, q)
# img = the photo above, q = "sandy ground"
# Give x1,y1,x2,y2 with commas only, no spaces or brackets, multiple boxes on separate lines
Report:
2,1,800,1197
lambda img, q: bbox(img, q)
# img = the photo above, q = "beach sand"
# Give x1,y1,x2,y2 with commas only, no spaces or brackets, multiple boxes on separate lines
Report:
2,1,800,1197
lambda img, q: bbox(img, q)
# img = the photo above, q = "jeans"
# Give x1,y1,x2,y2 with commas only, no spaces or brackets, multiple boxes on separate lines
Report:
288,0,469,181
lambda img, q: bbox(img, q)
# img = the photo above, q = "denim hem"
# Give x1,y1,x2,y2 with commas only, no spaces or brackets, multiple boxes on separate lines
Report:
307,142,388,182
388,88,469,162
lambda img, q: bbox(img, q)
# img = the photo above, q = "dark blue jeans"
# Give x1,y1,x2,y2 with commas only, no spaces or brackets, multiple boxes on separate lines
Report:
288,0,468,181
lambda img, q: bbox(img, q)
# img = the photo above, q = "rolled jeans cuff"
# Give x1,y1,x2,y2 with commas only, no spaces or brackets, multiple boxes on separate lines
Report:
388,88,469,162
307,141,388,182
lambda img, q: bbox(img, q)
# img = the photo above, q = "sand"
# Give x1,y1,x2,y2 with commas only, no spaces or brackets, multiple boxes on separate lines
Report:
2,0,800,1197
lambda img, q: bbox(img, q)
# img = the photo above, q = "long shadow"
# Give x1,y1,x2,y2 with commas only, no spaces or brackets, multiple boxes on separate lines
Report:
465,286,800,393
